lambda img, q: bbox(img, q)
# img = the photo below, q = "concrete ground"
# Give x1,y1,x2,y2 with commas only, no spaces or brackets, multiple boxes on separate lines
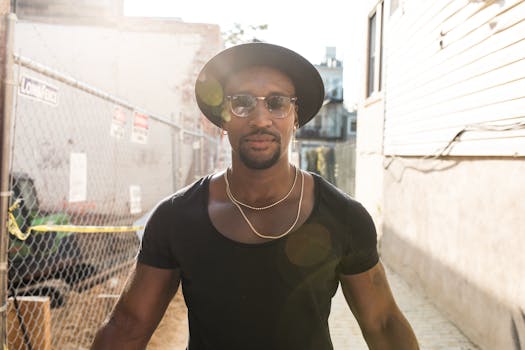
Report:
329,266,480,350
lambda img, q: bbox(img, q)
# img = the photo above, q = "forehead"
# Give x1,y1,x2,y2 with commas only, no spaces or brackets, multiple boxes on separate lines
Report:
224,66,295,95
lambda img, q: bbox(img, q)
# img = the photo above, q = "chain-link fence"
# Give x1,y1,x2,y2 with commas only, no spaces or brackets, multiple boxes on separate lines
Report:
4,53,219,349
298,141,356,197
334,141,356,197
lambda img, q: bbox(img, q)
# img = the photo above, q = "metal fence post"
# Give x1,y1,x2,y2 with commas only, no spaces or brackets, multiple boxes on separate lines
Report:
0,12,16,348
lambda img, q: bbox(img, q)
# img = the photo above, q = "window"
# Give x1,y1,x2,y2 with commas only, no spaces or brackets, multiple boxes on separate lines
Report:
347,118,357,135
366,1,384,98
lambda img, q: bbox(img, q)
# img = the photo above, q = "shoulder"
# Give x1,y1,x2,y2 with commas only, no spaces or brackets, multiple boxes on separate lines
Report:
311,173,377,245
145,174,212,227
312,173,366,216
158,174,211,209
171,174,212,203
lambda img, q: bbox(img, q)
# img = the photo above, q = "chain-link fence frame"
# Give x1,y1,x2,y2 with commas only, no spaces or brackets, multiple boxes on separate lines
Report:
2,44,219,349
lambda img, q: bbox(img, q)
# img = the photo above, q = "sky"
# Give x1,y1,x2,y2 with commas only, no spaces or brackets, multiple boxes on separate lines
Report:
124,0,365,107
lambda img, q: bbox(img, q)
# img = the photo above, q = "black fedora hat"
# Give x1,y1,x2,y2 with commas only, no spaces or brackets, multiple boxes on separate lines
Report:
195,43,324,128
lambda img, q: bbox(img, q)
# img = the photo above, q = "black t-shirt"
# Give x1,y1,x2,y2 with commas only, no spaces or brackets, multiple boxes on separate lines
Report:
138,173,379,350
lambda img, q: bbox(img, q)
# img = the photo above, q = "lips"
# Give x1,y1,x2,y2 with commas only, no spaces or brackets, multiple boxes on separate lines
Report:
244,135,275,142
244,139,275,151
242,131,279,149
242,130,279,141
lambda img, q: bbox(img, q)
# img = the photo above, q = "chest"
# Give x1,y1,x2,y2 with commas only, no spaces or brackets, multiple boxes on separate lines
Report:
175,220,344,305
208,186,316,244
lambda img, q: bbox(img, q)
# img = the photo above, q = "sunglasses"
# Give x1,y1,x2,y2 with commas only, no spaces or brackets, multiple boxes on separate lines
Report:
226,94,297,119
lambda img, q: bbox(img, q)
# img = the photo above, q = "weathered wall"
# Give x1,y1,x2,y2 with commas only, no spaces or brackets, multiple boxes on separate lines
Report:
14,18,221,125
355,0,386,238
11,18,222,215
356,0,525,349
381,156,525,349
355,96,385,238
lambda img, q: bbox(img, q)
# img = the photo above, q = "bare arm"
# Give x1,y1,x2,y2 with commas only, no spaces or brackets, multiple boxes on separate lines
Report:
91,263,181,350
340,261,419,350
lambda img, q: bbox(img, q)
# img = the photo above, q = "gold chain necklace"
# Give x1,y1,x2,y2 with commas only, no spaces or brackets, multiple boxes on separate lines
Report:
225,170,304,240
224,166,298,210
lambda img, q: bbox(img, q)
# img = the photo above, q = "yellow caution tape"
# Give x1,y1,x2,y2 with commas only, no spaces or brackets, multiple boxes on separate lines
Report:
7,210,31,240
7,199,143,241
7,200,30,241
28,225,143,233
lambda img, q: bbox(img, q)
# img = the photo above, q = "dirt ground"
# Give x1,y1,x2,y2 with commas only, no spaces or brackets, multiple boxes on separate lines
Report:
7,271,188,350
148,290,188,350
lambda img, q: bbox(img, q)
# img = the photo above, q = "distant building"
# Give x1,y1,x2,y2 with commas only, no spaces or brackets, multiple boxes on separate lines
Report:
15,0,125,24
296,47,356,194
297,47,355,141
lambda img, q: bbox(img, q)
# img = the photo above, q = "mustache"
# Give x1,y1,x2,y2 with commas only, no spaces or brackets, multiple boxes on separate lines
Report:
241,129,281,142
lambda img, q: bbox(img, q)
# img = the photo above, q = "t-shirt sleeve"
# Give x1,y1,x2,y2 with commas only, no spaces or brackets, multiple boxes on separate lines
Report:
137,200,179,269
338,202,379,275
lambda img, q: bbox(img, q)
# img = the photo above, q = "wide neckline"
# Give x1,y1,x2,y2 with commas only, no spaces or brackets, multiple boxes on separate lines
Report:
203,171,321,248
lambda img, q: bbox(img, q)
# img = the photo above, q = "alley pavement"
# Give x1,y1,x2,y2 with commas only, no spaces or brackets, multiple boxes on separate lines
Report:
329,265,480,350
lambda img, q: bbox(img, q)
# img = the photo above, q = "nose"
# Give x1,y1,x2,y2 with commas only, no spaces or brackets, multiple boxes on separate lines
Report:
248,100,272,128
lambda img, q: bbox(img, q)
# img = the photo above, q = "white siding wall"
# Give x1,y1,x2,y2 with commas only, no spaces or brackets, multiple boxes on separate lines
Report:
355,0,387,238
384,0,525,156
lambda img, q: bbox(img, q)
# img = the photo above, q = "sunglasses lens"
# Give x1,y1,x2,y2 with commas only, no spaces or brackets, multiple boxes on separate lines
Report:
228,95,294,118
266,96,291,118
230,95,255,117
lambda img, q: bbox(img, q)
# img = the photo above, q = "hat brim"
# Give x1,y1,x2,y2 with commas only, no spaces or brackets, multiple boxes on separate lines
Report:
195,43,324,128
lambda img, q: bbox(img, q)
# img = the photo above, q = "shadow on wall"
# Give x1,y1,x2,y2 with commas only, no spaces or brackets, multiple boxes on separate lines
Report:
380,225,525,350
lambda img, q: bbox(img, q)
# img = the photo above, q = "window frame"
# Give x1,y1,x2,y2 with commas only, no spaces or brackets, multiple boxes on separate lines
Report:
366,1,384,99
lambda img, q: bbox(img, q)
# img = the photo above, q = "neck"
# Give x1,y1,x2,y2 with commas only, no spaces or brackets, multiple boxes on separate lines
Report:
227,158,297,206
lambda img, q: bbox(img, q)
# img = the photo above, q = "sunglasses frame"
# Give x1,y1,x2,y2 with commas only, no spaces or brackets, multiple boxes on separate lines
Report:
226,94,298,119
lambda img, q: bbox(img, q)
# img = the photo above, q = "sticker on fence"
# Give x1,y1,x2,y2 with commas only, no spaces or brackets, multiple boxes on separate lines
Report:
129,185,142,214
111,107,128,139
131,112,149,144
69,153,87,203
19,75,59,106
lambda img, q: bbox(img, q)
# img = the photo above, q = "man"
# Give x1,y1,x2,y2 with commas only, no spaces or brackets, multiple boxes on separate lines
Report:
91,43,419,350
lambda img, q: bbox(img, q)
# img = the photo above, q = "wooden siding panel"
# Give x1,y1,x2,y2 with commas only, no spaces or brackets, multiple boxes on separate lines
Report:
384,0,525,156
385,0,496,90
385,58,525,132
387,0,525,104
387,28,525,116
386,98,525,140
386,135,525,156
385,117,525,146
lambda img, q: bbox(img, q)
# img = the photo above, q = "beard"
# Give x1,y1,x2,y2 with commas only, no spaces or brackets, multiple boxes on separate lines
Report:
238,130,282,169
239,146,281,169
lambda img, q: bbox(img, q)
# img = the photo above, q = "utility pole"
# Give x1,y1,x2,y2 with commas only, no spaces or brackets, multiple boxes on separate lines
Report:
0,0,13,347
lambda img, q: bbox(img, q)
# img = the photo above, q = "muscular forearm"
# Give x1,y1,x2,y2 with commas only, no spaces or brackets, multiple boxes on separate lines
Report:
362,312,419,350
91,313,153,350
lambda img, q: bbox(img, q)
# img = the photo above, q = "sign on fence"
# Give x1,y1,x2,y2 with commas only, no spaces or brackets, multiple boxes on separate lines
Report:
19,75,59,106
110,107,128,139
69,152,87,203
131,112,149,144
129,185,142,214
